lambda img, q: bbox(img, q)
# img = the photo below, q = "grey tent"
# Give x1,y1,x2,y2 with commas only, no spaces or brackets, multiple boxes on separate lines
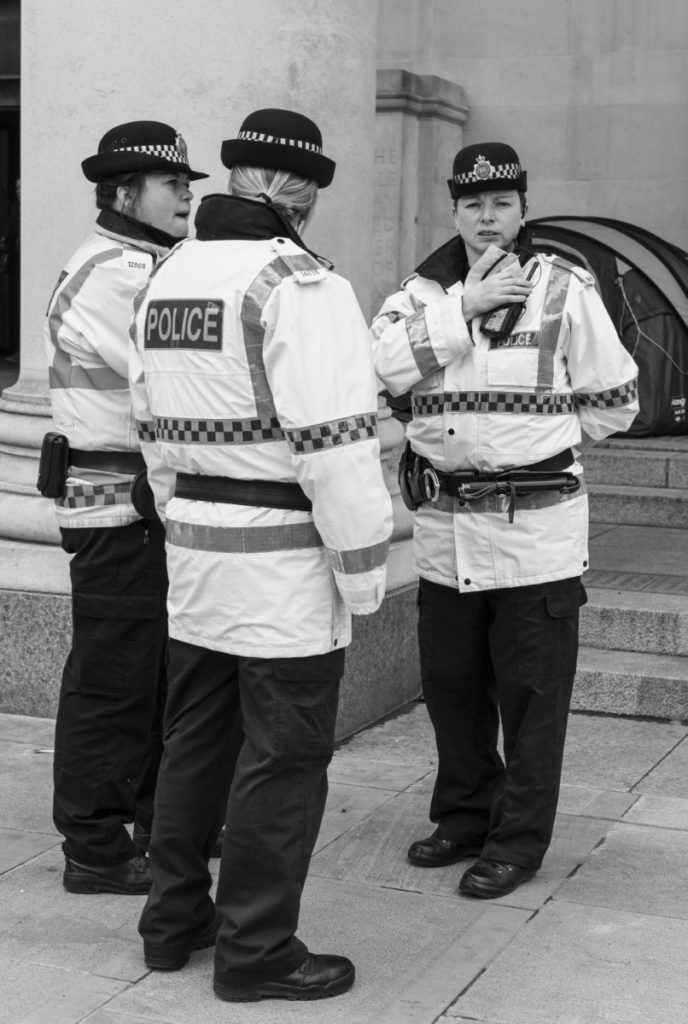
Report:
528,216,688,437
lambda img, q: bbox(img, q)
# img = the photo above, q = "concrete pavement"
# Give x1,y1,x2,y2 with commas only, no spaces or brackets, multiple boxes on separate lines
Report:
1,703,688,1024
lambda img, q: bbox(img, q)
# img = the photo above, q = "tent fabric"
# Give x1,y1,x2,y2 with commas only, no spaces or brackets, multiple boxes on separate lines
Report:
528,217,688,437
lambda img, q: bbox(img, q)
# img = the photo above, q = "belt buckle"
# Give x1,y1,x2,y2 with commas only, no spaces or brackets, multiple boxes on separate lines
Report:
420,466,440,503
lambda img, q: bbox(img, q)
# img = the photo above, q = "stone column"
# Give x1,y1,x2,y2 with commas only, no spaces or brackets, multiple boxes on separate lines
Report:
373,68,469,590
373,69,469,315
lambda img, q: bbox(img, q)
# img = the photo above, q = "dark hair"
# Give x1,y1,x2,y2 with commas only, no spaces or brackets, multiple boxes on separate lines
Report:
95,171,147,213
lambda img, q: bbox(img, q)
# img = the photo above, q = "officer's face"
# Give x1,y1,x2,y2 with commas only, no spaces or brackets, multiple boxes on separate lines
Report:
133,172,193,239
453,190,522,264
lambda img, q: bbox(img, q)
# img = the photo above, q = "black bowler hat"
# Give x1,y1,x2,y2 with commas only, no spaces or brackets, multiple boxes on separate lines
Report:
448,142,527,199
221,108,336,188
82,120,208,182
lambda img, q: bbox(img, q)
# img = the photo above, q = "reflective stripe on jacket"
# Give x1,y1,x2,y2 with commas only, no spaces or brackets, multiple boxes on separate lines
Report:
372,253,639,592
45,221,167,528
129,233,393,657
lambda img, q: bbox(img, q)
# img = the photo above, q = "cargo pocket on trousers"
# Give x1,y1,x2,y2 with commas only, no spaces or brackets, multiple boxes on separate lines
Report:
72,591,161,695
271,650,345,764
536,580,585,675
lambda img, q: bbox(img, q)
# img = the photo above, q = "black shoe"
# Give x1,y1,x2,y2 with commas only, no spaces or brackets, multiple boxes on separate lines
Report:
144,917,220,971
407,830,482,867
458,858,537,899
63,853,152,895
214,952,355,1002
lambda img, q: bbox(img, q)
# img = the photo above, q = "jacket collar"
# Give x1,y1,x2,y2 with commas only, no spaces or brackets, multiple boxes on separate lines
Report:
95,208,176,256
194,194,333,268
414,226,534,288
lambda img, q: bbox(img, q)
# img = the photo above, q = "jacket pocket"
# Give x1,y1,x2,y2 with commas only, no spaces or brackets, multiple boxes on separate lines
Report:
544,580,587,618
486,347,539,388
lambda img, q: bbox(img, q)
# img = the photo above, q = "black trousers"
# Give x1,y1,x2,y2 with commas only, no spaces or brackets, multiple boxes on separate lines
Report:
53,519,168,866
138,639,344,984
418,576,585,870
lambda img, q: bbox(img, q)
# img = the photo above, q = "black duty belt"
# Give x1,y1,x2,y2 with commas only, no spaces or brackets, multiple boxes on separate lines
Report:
399,443,580,522
175,473,312,512
433,448,575,497
69,448,146,474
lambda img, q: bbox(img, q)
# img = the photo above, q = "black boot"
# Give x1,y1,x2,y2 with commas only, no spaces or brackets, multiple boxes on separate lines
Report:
63,853,152,895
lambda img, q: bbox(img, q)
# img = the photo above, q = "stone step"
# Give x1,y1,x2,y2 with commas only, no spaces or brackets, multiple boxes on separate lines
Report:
573,646,688,720
587,484,688,527
580,586,688,657
581,447,688,489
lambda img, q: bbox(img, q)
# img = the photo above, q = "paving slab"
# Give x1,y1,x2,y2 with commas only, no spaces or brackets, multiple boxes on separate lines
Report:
2,704,688,1023
442,901,688,1024
633,731,688,799
0,828,60,874
334,700,436,763
558,820,688,919
0,847,149,978
0,712,55,745
104,875,491,1024
0,741,59,833
309,789,613,911
314,781,400,853
82,1011,178,1024
622,793,688,830
0,958,129,1024
561,714,688,790
328,756,433,791
556,784,638,819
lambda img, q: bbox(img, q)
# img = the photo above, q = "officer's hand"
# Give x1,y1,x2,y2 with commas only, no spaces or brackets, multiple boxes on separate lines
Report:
461,265,534,322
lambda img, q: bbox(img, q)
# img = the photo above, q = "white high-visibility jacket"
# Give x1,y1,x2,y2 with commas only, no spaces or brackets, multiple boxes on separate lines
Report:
372,240,639,592
45,210,168,528
129,195,393,658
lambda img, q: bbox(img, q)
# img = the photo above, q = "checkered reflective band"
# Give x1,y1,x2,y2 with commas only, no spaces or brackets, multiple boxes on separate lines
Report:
575,379,638,408
452,161,521,186
238,130,322,153
412,392,578,416
154,415,285,444
285,413,377,454
57,482,133,509
136,420,157,444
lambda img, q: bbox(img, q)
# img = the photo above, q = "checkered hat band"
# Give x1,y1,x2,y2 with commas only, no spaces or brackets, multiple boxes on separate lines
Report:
285,413,378,454
57,482,132,509
238,130,322,154
412,391,577,416
112,143,186,161
155,415,285,444
453,161,521,185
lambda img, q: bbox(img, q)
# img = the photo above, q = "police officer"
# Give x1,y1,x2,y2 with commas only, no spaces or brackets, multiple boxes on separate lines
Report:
45,121,207,894
372,142,639,899
130,109,393,1000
